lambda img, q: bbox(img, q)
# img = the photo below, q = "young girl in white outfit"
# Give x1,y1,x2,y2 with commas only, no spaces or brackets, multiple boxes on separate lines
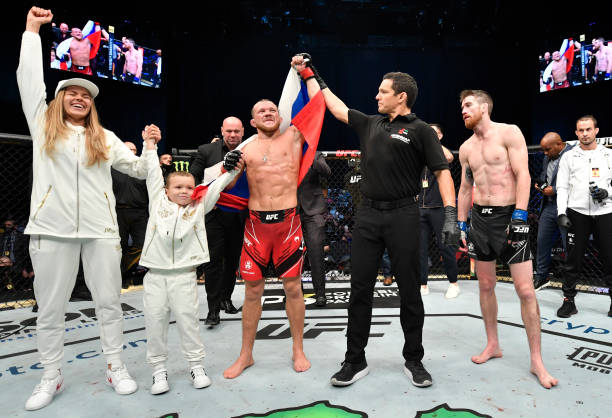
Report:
18,7,161,411
140,136,242,394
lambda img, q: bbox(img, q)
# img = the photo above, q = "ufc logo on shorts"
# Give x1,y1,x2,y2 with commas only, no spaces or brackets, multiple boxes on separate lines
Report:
266,214,279,221
513,226,529,233
481,208,493,214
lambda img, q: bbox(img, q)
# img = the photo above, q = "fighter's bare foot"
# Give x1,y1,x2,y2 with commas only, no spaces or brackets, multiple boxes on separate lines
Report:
530,364,558,389
292,351,311,373
471,345,503,364
223,355,254,379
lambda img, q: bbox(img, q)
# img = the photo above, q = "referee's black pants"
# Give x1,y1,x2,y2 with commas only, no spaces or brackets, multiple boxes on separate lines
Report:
563,209,612,300
345,202,423,364
203,209,246,312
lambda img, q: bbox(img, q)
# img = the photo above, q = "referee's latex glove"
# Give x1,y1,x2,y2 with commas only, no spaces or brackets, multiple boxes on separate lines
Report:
441,206,460,250
557,214,572,229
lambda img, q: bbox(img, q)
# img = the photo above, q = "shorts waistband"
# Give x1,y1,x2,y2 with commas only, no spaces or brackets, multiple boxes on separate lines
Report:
250,208,296,223
473,204,515,216
362,196,417,210
75,65,88,70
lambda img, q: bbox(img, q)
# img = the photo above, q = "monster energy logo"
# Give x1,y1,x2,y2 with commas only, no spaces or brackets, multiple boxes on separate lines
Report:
173,161,190,172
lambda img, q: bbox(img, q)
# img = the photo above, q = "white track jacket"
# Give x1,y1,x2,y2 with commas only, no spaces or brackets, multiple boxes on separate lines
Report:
139,151,238,270
17,31,150,239
556,144,612,217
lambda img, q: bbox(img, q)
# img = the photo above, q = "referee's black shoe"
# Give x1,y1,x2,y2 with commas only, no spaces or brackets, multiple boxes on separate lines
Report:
404,360,433,387
221,299,239,314
533,276,549,291
330,361,369,386
557,298,578,318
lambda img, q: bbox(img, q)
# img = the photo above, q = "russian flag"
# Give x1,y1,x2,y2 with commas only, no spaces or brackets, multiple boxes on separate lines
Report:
55,20,103,62
82,21,103,60
278,68,326,184
192,69,325,209
559,38,575,74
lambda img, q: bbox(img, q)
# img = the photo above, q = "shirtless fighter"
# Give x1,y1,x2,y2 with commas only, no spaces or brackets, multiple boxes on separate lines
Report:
457,90,558,389
590,38,612,82
223,56,321,379
69,27,92,75
550,51,569,89
123,38,142,84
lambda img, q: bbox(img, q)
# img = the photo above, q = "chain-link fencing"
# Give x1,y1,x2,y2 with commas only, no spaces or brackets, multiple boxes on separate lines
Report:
1,139,609,309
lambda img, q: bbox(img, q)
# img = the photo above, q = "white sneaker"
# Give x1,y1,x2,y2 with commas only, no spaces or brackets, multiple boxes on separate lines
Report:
151,369,169,395
106,364,138,395
420,285,429,296
445,283,460,299
190,365,212,389
25,372,64,411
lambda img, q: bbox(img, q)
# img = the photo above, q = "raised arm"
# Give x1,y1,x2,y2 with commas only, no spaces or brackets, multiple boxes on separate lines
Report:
17,7,54,135
441,145,454,163
291,53,349,124
506,125,531,211
112,124,161,179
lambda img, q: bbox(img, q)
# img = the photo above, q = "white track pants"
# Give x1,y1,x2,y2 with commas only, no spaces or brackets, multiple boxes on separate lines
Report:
29,236,124,372
143,268,205,367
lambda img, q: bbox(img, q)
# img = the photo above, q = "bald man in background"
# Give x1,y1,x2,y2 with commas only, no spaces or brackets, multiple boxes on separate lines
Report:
533,132,573,290
190,117,247,326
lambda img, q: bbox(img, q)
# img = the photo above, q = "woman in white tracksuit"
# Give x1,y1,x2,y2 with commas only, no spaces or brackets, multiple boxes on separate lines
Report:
139,140,241,394
17,8,160,411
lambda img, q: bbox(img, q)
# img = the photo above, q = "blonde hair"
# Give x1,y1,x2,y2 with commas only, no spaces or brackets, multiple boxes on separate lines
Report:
43,89,109,166
165,171,195,187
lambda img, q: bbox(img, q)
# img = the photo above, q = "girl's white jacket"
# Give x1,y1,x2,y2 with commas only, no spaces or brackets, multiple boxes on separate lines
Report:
17,31,150,239
139,150,238,270
556,143,612,217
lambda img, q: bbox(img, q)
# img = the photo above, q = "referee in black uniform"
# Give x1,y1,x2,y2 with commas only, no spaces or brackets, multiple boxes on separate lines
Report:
292,54,460,388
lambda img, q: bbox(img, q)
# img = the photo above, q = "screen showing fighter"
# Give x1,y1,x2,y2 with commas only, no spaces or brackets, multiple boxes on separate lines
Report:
50,18,162,88
539,35,612,92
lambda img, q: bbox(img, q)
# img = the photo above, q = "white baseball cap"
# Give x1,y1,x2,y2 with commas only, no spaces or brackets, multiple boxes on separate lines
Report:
55,78,99,99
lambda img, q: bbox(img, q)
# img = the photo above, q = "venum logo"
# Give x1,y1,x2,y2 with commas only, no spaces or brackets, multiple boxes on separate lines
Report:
567,346,611,375
265,214,279,221
244,236,253,247
244,260,252,270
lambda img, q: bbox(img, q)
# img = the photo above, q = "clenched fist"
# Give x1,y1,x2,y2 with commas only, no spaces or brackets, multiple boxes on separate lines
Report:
26,7,53,33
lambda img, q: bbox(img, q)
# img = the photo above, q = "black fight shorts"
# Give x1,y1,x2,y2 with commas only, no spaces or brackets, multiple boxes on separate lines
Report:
468,204,532,264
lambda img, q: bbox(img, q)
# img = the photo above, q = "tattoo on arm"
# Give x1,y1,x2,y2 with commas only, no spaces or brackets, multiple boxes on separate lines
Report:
465,165,474,185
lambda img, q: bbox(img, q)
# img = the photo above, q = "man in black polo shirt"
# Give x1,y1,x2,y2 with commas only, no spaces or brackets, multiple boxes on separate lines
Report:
293,55,460,387
189,116,247,326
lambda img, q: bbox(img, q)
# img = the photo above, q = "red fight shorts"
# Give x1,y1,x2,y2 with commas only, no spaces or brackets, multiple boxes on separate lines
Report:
240,208,305,281
71,65,93,75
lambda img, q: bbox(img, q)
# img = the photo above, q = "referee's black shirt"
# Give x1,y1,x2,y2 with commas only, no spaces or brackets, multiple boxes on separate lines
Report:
348,109,449,201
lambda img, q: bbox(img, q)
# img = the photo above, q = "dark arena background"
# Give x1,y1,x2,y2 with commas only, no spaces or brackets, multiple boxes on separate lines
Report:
1,2,611,417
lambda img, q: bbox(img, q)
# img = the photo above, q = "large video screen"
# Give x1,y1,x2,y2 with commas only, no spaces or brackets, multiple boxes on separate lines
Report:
49,18,162,88
539,36,611,92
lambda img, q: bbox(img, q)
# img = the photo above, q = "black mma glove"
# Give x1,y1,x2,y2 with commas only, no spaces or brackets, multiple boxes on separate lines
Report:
223,150,242,171
297,53,328,89
507,209,530,245
557,214,572,229
441,206,460,249
589,183,608,203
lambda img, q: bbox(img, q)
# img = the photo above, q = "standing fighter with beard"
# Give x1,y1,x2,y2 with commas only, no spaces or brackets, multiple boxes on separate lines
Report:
456,90,558,389
223,55,321,379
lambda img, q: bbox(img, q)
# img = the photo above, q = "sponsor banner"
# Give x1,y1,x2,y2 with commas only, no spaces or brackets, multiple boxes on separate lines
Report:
261,287,401,311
